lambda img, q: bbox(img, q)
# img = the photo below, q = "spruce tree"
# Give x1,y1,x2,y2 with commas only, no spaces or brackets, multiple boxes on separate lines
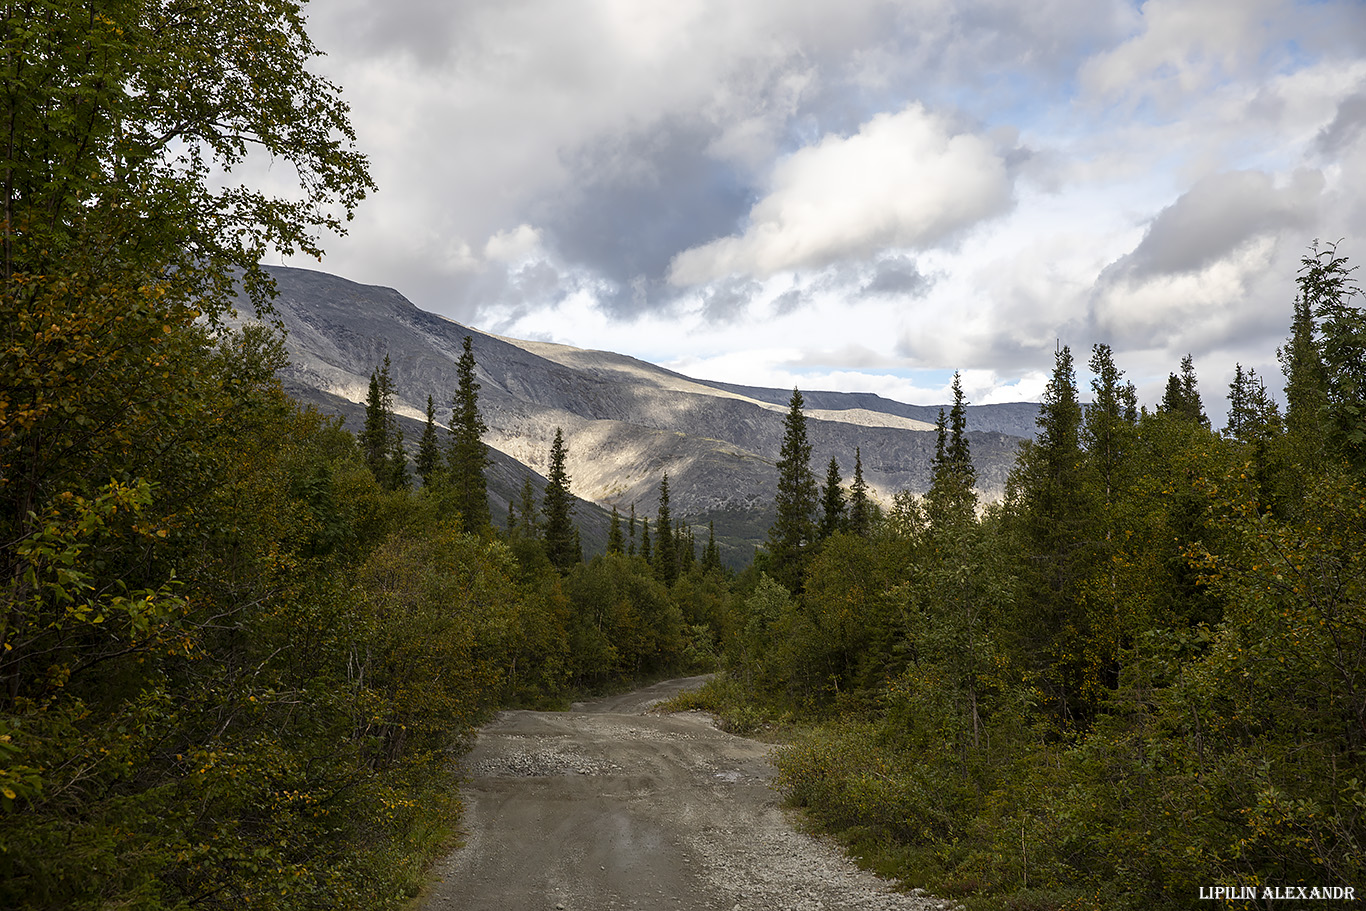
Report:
360,369,389,480
655,475,677,585
1225,365,1280,444
1159,354,1210,428
678,522,695,573
702,521,722,572
947,372,974,487
1279,291,1328,447
518,472,539,539
449,336,490,529
1301,241,1366,470
607,506,625,554
627,504,637,556
768,388,817,591
818,457,846,539
541,428,577,571
1006,343,1093,724
360,354,408,490
927,374,976,526
640,517,652,564
1083,344,1136,508
848,446,872,537
387,423,410,491
416,394,443,487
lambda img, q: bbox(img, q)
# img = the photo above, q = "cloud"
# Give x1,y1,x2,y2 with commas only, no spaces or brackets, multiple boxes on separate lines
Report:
700,279,762,324
535,117,754,315
280,0,1366,412
1102,169,1323,283
668,104,1015,284
484,224,544,263
1090,235,1287,352
861,255,934,297
1084,168,1325,351
1081,0,1284,105
1316,91,1366,156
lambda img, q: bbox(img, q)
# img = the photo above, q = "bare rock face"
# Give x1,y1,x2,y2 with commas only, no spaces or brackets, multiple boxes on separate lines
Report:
247,265,1035,559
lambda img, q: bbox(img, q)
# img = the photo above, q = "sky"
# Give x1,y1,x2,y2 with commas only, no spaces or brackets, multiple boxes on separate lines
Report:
273,0,1366,417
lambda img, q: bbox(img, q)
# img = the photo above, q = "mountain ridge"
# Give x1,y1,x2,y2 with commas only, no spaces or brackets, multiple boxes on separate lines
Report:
245,265,1038,556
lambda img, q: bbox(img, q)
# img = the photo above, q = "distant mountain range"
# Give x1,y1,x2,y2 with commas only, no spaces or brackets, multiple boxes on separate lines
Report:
243,265,1038,563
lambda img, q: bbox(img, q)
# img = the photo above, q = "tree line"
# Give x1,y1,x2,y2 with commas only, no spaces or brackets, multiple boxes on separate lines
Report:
695,242,1366,910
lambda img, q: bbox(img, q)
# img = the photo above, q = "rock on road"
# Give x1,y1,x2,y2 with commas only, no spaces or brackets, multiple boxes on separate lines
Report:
419,676,952,911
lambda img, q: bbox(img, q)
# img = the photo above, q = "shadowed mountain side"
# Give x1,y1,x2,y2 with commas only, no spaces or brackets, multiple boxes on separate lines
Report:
250,265,1032,555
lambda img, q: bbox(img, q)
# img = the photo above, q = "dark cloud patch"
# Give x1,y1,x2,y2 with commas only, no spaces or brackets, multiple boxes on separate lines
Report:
536,118,754,317
312,0,463,66
861,256,934,297
507,260,563,301
772,287,807,316
701,278,762,324
1316,92,1366,156
1099,169,1323,285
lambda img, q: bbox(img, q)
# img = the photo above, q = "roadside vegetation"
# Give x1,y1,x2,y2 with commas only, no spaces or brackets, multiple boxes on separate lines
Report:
693,245,1366,910
0,3,728,908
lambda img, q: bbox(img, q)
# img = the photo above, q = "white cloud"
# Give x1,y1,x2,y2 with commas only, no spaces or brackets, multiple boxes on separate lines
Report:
1081,0,1284,104
274,0,1366,410
668,104,1014,283
1091,234,1283,350
1108,168,1323,279
484,224,545,263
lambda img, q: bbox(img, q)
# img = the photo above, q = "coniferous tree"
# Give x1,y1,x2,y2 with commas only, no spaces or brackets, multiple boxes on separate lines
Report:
947,372,974,487
449,336,490,529
655,476,677,585
927,374,976,526
927,408,952,526
702,521,722,572
1226,365,1281,444
818,457,846,539
1225,363,1284,508
1159,354,1210,428
541,428,577,571
1006,343,1093,724
640,517,653,564
677,522,695,574
848,447,872,537
627,504,637,556
768,388,818,591
518,472,539,539
361,369,389,481
388,424,410,490
1302,241,1366,470
360,354,407,490
1083,344,1137,509
416,394,443,487
607,506,625,554
1279,289,1328,448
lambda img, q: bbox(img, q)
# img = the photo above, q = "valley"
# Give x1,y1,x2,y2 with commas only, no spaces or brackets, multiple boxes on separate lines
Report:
249,265,1036,559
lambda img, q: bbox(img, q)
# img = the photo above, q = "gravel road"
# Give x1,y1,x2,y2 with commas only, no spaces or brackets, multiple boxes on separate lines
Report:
418,676,954,911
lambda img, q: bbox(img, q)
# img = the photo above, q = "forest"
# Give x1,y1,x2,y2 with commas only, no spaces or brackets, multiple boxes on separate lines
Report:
690,238,1366,910
3,3,1364,910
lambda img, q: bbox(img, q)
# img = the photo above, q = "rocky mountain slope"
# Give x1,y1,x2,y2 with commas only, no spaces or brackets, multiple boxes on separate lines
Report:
246,265,1037,557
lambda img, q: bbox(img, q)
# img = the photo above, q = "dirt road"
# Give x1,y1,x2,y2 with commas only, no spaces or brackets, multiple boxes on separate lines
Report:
419,676,950,911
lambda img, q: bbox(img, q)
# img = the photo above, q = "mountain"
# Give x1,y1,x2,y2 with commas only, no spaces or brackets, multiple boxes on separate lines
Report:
242,265,1037,561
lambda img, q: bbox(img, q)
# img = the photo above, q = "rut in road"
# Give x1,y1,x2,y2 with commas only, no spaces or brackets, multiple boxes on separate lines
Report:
418,676,953,911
